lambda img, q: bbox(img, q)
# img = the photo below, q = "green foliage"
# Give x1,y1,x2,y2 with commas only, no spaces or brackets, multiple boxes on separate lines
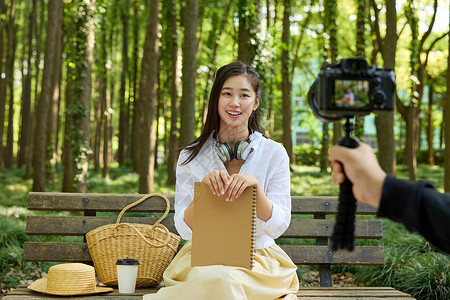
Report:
0,167,30,208
335,220,450,300
290,165,337,196
293,144,322,166
0,211,44,290
396,148,446,166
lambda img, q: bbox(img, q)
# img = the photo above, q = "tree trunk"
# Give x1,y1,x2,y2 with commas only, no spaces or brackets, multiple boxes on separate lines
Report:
26,0,45,179
32,0,61,192
444,20,450,192
138,0,161,193
403,107,419,182
179,0,198,148
0,1,13,167
77,5,95,193
167,0,179,185
46,1,63,187
18,0,36,168
374,0,397,175
427,80,434,165
321,0,337,171
5,3,16,169
62,88,75,192
118,0,130,165
354,0,368,141
238,0,251,64
320,123,329,172
93,89,103,172
62,1,95,193
131,0,141,171
99,25,110,180
281,0,294,163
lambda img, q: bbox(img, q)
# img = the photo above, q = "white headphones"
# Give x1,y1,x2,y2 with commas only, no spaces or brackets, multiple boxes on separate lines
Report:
213,134,252,163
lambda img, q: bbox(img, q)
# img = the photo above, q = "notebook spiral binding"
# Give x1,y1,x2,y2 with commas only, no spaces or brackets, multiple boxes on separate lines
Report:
250,186,257,269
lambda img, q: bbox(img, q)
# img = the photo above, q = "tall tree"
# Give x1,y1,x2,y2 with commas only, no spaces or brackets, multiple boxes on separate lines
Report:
118,0,130,165
18,0,37,168
281,0,294,163
396,0,447,181
98,13,111,180
45,0,63,186
237,0,260,65
62,1,95,192
445,12,450,193
0,1,13,167
353,0,369,141
32,0,62,191
372,0,397,175
179,0,198,148
426,76,434,166
320,0,338,172
4,1,16,169
166,0,179,185
137,0,161,193
131,0,141,172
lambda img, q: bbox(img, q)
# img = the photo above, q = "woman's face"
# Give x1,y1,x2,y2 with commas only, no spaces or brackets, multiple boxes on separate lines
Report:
217,75,259,132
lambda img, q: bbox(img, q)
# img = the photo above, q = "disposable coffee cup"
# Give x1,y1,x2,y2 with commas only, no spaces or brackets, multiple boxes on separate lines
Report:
116,258,139,294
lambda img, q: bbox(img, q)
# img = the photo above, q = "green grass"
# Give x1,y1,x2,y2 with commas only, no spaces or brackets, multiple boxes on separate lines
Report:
0,163,449,299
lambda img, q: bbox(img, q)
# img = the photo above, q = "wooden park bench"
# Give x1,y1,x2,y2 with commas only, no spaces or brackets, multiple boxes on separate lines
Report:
5,192,414,299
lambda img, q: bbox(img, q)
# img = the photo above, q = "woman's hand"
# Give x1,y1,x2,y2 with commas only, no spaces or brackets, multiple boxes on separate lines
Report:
225,174,258,202
202,170,230,196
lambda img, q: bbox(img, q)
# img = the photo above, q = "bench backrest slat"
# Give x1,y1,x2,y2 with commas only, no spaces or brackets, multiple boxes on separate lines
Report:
28,193,377,214
24,242,384,265
26,216,382,239
27,192,175,212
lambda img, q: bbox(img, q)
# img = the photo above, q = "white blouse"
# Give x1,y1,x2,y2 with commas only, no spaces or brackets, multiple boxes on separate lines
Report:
174,131,292,249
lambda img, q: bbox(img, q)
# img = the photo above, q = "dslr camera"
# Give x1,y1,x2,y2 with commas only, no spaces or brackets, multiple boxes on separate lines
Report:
308,58,395,122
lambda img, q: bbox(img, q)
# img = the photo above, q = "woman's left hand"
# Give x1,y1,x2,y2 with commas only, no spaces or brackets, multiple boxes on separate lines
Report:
225,174,258,202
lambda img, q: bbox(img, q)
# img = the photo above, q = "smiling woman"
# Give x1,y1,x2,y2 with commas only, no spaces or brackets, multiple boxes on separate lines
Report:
144,61,300,300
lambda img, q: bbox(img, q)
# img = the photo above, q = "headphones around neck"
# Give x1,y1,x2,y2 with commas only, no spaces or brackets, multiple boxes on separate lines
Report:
213,134,252,163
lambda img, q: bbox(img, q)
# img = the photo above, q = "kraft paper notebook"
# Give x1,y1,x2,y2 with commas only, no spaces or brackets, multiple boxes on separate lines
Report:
191,182,257,270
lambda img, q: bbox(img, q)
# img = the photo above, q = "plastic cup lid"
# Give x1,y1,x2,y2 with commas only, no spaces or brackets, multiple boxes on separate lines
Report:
116,258,139,265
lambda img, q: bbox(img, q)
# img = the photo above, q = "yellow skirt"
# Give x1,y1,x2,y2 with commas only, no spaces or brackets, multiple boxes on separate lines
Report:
144,240,299,300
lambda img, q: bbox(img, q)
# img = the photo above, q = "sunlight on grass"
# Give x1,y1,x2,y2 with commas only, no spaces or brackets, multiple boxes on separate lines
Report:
290,165,338,196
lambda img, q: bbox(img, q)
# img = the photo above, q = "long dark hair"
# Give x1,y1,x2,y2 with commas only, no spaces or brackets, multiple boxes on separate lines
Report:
181,61,262,165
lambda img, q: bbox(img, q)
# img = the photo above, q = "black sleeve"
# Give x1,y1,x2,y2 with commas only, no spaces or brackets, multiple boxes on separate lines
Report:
377,175,450,254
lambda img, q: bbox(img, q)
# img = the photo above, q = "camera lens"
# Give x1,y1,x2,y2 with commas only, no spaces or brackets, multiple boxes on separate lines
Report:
373,90,386,106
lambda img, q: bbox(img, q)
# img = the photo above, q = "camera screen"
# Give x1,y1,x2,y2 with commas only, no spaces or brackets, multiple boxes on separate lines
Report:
332,79,370,109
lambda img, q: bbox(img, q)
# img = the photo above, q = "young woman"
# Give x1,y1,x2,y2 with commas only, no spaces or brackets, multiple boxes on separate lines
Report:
145,61,299,299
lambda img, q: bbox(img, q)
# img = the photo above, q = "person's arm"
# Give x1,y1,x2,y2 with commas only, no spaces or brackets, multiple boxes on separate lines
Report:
379,176,450,253
254,143,291,239
173,151,196,240
328,142,450,254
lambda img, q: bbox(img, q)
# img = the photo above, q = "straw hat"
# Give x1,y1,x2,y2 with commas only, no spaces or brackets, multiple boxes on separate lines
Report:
28,263,113,295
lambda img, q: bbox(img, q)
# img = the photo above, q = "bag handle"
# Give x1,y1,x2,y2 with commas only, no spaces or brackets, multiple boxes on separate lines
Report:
113,223,171,248
115,193,171,226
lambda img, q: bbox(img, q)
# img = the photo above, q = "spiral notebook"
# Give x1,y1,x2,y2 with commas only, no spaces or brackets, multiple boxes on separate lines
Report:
191,182,257,270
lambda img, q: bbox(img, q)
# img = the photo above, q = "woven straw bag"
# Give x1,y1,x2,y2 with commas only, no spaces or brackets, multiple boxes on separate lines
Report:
86,193,181,287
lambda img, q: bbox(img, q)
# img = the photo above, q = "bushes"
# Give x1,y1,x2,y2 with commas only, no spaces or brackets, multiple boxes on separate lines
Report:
334,220,450,300
293,144,322,166
0,211,46,291
396,148,445,165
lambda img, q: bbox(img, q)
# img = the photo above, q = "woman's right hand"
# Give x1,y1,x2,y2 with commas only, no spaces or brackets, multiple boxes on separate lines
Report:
202,170,230,196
